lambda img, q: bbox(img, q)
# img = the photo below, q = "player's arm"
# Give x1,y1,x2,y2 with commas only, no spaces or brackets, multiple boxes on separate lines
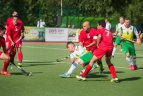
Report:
79,32,84,47
86,41,96,48
133,27,141,44
97,34,102,48
7,28,14,45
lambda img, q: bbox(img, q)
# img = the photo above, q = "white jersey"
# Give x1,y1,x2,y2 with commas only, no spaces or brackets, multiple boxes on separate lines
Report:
105,22,111,30
70,46,87,59
116,23,124,33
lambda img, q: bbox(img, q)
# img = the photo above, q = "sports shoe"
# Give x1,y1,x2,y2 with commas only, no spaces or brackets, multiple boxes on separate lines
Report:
76,75,86,81
134,65,138,70
110,77,119,83
130,65,138,71
59,73,70,78
18,63,23,67
0,71,11,76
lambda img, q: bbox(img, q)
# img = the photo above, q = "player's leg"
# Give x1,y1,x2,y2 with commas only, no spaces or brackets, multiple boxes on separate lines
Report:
112,37,122,57
59,60,79,78
129,43,137,70
76,49,105,80
0,52,11,76
97,59,104,74
105,56,118,82
17,42,23,67
122,42,135,70
79,52,97,75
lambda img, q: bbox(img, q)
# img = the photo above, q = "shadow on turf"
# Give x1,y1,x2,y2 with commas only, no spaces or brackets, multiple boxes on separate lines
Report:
119,77,141,82
22,61,58,67
101,71,125,74
136,56,143,58
12,72,43,75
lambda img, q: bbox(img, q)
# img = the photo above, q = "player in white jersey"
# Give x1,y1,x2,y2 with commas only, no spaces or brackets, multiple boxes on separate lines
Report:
112,17,125,57
59,42,97,78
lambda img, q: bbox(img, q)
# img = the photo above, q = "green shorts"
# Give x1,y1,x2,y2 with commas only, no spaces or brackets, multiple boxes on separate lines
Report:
121,41,136,56
114,37,122,45
80,52,93,65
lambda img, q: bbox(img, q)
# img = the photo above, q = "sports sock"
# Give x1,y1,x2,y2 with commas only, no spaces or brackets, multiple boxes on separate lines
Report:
18,51,23,63
112,47,117,56
126,56,133,65
108,64,117,78
2,61,9,71
66,63,78,75
82,65,92,77
131,56,136,65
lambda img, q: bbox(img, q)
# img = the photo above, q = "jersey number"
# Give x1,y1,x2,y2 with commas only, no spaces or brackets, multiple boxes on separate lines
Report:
105,30,110,36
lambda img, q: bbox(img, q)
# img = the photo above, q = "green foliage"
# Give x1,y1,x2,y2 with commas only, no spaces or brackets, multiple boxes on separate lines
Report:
0,0,143,26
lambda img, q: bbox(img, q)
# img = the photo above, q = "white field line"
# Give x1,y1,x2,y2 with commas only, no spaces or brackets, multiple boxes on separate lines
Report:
23,45,67,51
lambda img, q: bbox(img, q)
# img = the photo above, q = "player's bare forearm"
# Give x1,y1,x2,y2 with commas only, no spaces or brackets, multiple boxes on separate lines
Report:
97,34,101,47
8,36,14,45
86,41,96,48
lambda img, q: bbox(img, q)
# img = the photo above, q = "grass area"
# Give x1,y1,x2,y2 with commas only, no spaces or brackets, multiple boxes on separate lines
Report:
0,43,143,96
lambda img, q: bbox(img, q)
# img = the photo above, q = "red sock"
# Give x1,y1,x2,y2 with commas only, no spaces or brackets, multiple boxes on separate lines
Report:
2,61,9,71
18,51,23,63
82,65,92,77
108,64,117,78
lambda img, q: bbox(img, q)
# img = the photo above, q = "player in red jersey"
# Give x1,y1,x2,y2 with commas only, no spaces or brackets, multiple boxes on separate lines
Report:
76,20,118,82
6,10,23,28
3,16,24,75
6,11,24,67
79,21,104,73
0,24,11,76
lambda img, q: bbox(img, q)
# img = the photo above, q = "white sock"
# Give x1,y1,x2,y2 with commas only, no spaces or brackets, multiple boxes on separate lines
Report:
66,63,78,75
126,56,133,65
131,56,136,65
112,47,117,56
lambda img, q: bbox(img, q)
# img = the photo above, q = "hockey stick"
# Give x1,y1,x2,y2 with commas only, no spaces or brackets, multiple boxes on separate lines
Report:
116,35,136,43
6,38,32,76
10,62,32,76
56,56,69,62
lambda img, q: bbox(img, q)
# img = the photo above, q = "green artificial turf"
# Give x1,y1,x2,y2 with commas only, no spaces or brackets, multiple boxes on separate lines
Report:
0,43,143,96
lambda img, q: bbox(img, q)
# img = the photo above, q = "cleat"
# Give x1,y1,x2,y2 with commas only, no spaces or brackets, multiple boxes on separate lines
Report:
130,65,137,71
134,65,138,70
59,73,70,78
18,63,23,67
110,77,119,83
76,75,86,81
0,71,11,76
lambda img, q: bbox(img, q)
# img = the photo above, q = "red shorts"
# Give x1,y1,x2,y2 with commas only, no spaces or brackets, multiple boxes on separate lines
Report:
0,51,3,56
6,40,22,48
93,46,113,59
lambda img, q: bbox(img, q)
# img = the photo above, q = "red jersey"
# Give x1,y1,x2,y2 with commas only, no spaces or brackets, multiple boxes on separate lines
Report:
79,28,98,52
6,22,23,42
0,36,6,49
97,28,113,48
6,17,23,27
